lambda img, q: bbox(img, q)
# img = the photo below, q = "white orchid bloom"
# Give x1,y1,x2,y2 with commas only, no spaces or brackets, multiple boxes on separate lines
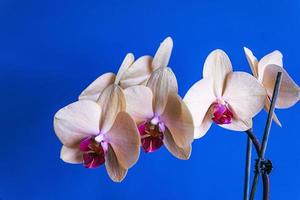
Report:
184,49,267,139
244,47,300,126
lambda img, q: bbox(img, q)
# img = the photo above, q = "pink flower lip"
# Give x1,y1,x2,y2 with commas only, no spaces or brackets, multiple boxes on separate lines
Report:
79,136,106,168
212,101,233,125
138,119,165,153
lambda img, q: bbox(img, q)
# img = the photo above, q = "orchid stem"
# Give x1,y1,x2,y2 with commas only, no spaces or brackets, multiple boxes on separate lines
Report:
249,72,283,200
243,136,252,200
260,72,282,158
245,129,260,154
262,174,270,199
246,127,271,200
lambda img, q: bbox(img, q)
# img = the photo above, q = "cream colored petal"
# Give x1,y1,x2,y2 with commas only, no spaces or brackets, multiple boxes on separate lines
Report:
194,110,213,139
258,50,283,82
183,78,215,139
220,118,252,131
60,146,83,164
147,67,178,115
163,128,192,160
97,84,126,133
115,53,135,84
105,112,140,169
203,49,233,97
244,47,259,77
152,37,173,69
119,56,153,89
79,73,116,101
54,100,101,147
262,64,300,108
264,97,282,127
223,72,266,120
123,86,154,124
105,144,128,183
161,94,194,148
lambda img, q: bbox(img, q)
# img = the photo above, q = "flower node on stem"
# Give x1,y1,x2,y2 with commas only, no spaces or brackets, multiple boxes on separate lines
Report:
255,158,273,175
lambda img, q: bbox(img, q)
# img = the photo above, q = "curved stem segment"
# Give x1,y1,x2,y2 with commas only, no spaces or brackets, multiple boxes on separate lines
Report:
245,129,270,200
245,129,261,153
262,174,270,200
243,136,252,200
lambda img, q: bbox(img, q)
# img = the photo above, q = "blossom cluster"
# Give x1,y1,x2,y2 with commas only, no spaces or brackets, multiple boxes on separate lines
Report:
53,37,300,182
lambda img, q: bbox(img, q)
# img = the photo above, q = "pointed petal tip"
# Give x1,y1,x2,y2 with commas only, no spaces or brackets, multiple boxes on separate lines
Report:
163,128,192,160
125,53,135,60
206,49,229,61
115,53,135,84
243,46,252,53
277,121,282,127
212,49,226,54
272,50,283,57
163,36,173,44
274,114,282,127
105,145,128,183
152,37,174,69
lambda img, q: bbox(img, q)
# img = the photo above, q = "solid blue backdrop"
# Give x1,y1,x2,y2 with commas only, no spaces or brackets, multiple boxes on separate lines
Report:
0,0,299,199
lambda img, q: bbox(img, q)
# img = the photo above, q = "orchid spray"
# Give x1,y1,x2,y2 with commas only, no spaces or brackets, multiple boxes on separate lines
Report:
53,37,300,199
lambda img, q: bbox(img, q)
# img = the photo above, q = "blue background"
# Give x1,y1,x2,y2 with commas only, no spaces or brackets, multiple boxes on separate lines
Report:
0,0,299,199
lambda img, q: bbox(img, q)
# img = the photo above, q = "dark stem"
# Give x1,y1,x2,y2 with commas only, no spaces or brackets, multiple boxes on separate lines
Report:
260,72,283,158
245,129,261,153
262,174,270,200
246,129,272,200
243,136,252,200
249,72,283,200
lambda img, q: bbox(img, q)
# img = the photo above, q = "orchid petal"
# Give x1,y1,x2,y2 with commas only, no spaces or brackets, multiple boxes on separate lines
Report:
152,37,173,69
147,67,178,115
264,97,282,126
60,146,83,164
79,73,116,101
105,144,128,182
262,64,300,108
54,100,101,147
97,84,126,133
106,112,140,169
119,56,153,89
183,78,215,139
222,72,266,120
161,94,194,148
115,53,135,84
124,86,154,124
195,110,213,139
244,47,259,77
258,50,283,82
203,49,233,97
220,118,252,131
163,128,192,160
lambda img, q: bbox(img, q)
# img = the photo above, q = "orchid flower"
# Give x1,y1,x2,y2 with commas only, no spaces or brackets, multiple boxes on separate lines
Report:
54,55,141,182
184,49,267,139
244,47,300,126
119,37,173,88
123,38,194,159
78,53,136,101
78,38,173,100
54,93,140,182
